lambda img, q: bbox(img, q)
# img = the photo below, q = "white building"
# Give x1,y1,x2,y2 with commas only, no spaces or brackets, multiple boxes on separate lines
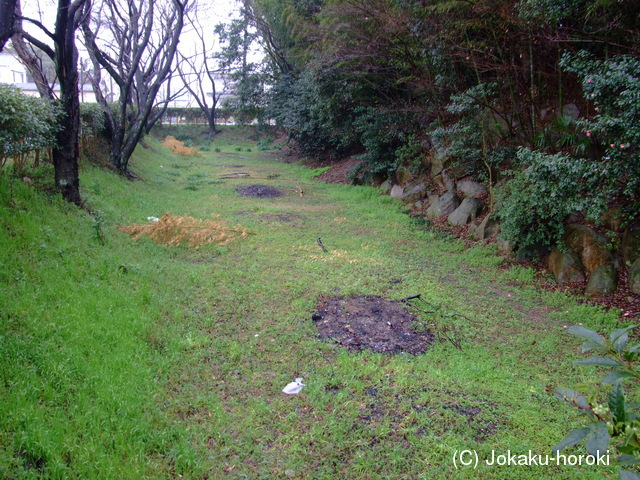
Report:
0,52,27,84
0,51,98,102
162,72,235,109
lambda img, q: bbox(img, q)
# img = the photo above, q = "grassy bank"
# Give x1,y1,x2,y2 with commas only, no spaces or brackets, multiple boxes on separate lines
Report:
0,128,626,479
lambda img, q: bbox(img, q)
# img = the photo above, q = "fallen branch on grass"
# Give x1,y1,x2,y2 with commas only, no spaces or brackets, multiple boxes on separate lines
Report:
401,295,479,323
317,237,328,252
400,294,480,350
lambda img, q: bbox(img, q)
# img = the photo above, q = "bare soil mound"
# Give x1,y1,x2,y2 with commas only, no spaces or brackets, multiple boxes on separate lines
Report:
236,184,284,198
313,295,434,354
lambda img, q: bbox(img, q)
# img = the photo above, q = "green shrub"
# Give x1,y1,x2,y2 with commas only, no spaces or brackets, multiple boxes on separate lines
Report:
256,137,274,151
495,148,601,252
267,71,360,158
428,83,504,178
351,106,407,182
0,84,60,172
80,103,108,140
497,54,640,252
533,113,590,157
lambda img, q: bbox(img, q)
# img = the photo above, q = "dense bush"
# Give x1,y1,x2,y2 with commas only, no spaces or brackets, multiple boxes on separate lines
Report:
495,148,602,252
267,70,361,158
492,53,640,252
560,52,640,220
267,73,325,155
79,103,108,140
351,106,408,182
0,85,60,173
428,83,503,179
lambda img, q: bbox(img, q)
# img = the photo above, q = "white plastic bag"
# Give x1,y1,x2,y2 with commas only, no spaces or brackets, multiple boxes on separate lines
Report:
282,377,305,395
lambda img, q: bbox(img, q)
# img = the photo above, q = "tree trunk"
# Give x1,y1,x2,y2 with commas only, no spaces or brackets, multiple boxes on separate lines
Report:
208,114,216,136
53,109,81,204
53,53,82,204
0,0,16,52
51,0,84,205
11,1,55,99
208,105,219,135
109,123,126,171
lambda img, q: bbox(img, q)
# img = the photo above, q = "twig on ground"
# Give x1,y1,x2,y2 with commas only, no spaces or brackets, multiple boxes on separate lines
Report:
400,294,479,350
400,294,422,302
317,237,328,253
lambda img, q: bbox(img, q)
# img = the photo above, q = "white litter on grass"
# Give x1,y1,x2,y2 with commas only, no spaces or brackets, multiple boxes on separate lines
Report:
282,377,305,395
146,216,160,222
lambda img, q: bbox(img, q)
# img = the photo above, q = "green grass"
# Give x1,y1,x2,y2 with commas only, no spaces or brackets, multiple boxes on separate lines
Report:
0,131,629,479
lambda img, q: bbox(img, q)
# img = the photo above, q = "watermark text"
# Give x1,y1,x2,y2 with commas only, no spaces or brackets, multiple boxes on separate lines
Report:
452,449,610,469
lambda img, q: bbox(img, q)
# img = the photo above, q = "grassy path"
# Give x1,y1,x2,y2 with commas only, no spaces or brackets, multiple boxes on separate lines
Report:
0,131,622,479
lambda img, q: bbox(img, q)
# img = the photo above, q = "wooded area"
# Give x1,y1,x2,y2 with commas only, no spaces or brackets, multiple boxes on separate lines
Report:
247,0,640,252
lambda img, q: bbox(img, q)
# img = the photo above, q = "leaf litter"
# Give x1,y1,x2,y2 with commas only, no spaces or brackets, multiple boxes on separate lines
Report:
118,213,254,248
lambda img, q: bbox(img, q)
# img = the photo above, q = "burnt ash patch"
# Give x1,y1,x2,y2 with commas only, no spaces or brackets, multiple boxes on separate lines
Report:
313,295,434,354
236,184,284,198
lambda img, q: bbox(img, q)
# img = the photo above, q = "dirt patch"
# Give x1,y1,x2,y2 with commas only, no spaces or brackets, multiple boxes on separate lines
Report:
236,184,284,198
261,213,301,224
442,396,499,442
314,156,364,184
313,295,434,354
354,383,501,443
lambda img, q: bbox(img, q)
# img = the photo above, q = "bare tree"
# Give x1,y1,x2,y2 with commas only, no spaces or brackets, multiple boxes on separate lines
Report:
82,0,187,173
175,7,227,136
11,0,90,204
143,75,188,135
11,2,55,99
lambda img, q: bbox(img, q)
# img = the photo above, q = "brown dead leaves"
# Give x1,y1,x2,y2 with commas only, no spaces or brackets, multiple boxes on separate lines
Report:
118,214,254,248
162,136,198,156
